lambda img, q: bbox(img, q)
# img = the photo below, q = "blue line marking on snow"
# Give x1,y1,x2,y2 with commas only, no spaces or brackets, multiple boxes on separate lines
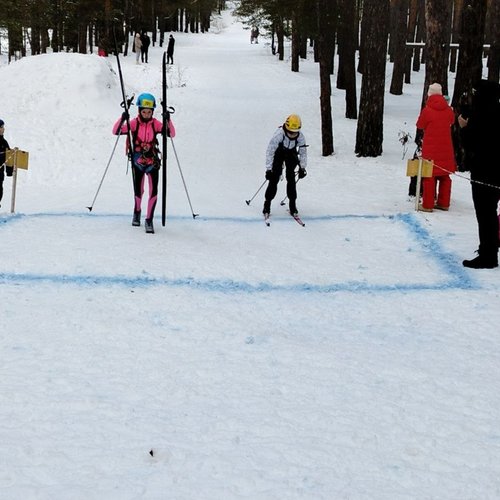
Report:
0,211,476,293
398,212,473,287
0,271,476,292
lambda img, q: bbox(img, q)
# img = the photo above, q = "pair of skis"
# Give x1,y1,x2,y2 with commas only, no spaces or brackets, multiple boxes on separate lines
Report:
264,212,305,227
161,52,168,227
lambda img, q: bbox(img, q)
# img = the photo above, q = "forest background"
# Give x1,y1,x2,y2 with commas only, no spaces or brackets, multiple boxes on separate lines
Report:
0,0,499,160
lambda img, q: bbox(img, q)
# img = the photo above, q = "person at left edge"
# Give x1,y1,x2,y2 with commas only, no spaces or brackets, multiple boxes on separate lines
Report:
112,93,176,234
0,119,13,208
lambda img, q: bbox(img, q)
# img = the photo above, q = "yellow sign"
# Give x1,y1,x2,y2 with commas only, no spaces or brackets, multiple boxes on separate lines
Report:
6,148,29,170
406,158,433,178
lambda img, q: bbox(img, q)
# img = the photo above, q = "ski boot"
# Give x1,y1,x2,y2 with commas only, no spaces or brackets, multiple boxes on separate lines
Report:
262,200,271,216
145,218,155,234
463,253,498,269
132,211,141,227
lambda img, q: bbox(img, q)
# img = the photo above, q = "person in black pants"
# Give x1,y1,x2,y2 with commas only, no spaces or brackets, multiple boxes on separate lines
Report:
459,80,500,269
0,119,13,208
141,31,150,63
263,114,307,216
167,34,175,64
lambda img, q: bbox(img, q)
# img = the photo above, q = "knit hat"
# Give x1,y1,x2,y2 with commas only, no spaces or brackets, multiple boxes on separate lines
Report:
427,83,443,96
0,119,4,127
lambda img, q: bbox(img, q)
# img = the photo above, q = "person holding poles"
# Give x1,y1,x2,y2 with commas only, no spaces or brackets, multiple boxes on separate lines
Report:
0,119,13,208
263,114,307,217
112,93,175,234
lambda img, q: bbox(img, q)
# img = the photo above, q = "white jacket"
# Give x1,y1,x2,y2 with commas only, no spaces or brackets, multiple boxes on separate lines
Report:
265,127,307,171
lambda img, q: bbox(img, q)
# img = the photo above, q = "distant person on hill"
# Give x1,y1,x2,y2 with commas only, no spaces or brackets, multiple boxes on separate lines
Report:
459,79,500,269
167,34,175,64
263,114,308,217
141,31,150,63
134,33,142,64
415,82,456,212
250,27,260,44
112,93,176,234
0,119,13,208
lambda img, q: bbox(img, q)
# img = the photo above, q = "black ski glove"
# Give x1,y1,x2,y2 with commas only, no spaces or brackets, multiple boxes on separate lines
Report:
298,168,307,179
265,170,273,180
121,111,129,121
6,166,13,177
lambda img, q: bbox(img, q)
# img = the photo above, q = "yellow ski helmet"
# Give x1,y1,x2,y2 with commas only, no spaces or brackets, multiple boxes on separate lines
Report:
284,114,302,132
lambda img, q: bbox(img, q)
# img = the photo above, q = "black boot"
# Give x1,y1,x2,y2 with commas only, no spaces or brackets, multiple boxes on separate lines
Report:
132,211,141,226
145,218,155,234
262,200,271,215
463,254,498,269
289,200,298,216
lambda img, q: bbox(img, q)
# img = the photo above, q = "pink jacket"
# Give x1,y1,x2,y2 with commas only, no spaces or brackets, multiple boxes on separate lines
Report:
112,115,176,153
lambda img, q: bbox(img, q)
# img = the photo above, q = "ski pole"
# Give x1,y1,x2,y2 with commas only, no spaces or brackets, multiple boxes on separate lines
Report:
86,133,122,212
87,95,134,212
169,137,199,218
245,180,267,206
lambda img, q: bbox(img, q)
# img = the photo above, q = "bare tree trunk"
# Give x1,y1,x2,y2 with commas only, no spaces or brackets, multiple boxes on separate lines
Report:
276,20,285,61
78,24,87,54
450,0,464,72
291,11,300,72
8,23,24,61
453,0,487,106
355,0,390,157
487,0,500,81
412,0,425,71
390,0,410,94
41,29,50,54
423,0,452,105
337,0,358,118
317,0,335,155
404,0,418,83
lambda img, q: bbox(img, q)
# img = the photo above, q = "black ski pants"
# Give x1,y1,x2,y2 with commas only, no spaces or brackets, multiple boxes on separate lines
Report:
0,165,12,204
471,180,500,258
0,167,4,203
264,147,299,204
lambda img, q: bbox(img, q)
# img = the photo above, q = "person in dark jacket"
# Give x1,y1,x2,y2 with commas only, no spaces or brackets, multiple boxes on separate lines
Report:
0,119,13,207
141,31,150,63
167,34,175,64
415,83,456,212
459,79,500,269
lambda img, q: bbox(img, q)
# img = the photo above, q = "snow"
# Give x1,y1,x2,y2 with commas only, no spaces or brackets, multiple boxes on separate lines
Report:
1,7,500,499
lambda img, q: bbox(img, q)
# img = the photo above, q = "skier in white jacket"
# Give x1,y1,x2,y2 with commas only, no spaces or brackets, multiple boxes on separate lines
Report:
263,114,307,216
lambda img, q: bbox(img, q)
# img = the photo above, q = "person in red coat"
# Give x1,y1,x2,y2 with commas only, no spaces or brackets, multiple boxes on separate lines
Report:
416,83,456,212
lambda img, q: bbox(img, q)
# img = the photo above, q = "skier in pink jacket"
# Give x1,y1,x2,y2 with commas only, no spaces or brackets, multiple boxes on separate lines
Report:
113,93,175,233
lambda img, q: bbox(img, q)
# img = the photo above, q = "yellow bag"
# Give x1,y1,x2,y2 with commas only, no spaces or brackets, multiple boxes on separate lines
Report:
406,158,433,178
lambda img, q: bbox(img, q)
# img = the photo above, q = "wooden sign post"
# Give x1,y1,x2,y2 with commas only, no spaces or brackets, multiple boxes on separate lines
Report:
6,148,30,213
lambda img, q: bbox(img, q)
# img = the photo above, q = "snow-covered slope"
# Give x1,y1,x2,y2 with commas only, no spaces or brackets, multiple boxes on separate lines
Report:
1,7,499,500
